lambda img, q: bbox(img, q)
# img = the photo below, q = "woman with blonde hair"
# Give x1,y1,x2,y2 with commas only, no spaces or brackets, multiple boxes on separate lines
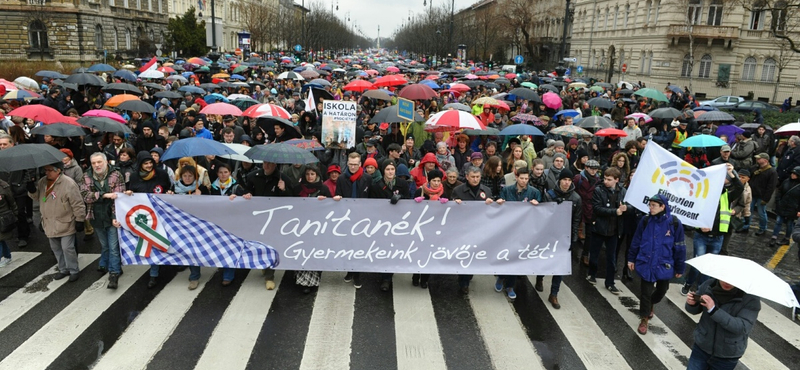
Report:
174,157,211,190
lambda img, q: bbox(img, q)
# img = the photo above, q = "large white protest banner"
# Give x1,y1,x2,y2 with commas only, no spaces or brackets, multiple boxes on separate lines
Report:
321,100,357,149
115,194,572,275
624,143,727,228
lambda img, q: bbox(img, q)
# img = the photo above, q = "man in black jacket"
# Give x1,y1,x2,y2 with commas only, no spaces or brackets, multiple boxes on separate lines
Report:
777,135,800,183
0,134,33,247
334,152,373,289
747,153,778,235
451,165,495,295
588,167,627,294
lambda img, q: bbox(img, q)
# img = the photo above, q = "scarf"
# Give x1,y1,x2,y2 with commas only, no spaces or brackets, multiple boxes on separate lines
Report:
211,177,233,194
298,182,322,198
753,164,772,177
347,167,364,182
173,179,198,194
422,183,444,200
710,281,742,307
139,169,155,181
93,166,109,182
384,177,396,190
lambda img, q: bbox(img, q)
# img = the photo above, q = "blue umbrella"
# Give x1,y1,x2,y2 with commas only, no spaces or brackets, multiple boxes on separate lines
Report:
175,60,186,65
667,85,682,94
161,137,238,162
499,124,545,136
36,70,67,79
88,63,117,73
113,69,137,82
554,109,581,118
230,74,246,81
178,85,205,94
293,66,305,72
679,134,728,148
204,93,229,103
420,80,440,89
181,71,195,78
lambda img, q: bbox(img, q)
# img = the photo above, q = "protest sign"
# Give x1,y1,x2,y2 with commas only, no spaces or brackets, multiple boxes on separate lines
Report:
115,194,572,275
321,100,357,149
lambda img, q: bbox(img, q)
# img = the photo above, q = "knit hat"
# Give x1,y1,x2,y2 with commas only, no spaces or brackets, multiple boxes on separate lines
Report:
396,163,411,178
470,152,484,160
59,148,73,159
553,140,565,148
741,131,752,138
558,169,573,181
427,169,443,181
554,152,567,162
568,138,579,146
363,157,378,169
165,111,176,121
576,148,589,159
160,98,170,106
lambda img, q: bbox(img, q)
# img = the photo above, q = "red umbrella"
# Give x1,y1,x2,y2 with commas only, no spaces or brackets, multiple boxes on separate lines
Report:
365,69,379,76
83,109,127,124
491,101,511,112
425,110,486,131
505,73,517,79
373,75,408,87
343,80,374,93
186,57,207,66
386,66,400,73
157,66,175,74
7,105,65,124
425,75,440,80
242,103,291,119
595,128,628,137
201,102,243,116
0,79,18,92
398,84,437,100
448,83,471,92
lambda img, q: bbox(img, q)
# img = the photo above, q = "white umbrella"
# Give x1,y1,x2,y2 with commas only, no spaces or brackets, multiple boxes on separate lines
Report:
686,254,799,308
226,94,251,101
222,143,262,163
139,69,165,79
166,75,188,83
775,121,800,136
14,77,39,91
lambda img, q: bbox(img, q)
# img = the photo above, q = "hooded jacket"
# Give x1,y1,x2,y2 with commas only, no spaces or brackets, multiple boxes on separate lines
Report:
628,194,687,282
133,121,166,153
127,151,172,194
0,180,19,242
409,153,445,188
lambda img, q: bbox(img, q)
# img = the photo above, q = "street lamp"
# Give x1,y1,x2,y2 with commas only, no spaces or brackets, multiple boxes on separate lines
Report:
435,29,441,67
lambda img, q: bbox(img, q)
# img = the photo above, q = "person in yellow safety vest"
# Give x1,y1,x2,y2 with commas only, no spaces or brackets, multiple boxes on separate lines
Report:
667,120,689,156
680,163,743,295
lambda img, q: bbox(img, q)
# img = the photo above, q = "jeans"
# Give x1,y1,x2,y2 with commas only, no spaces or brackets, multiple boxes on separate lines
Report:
498,275,516,289
536,275,564,296
639,279,670,318
685,233,723,287
0,240,10,259
150,265,159,277
189,266,201,281
222,268,235,282
749,197,768,231
686,344,739,370
589,233,618,288
772,215,795,238
458,274,473,288
93,224,121,274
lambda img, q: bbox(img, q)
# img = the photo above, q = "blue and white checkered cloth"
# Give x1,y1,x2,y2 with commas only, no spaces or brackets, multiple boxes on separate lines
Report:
120,195,279,269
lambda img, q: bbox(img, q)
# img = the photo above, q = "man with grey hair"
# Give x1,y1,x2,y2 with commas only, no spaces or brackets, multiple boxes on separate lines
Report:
80,152,127,289
777,135,800,183
451,165,495,295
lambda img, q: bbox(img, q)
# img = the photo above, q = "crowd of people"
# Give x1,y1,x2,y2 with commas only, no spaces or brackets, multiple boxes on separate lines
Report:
0,51,791,367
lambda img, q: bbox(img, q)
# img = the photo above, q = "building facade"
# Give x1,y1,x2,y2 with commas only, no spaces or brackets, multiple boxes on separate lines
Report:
0,0,169,61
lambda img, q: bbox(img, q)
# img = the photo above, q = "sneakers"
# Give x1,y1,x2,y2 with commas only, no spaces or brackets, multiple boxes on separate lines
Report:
343,272,354,283
0,257,11,267
769,238,777,247
680,284,691,296
147,277,157,289
265,280,276,290
68,273,79,282
779,238,791,246
17,239,27,248
548,295,561,309
755,230,765,236
52,272,68,280
107,273,119,290
380,280,391,292
188,280,199,290
607,285,621,295
353,275,362,289
420,281,428,289
638,318,649,335
506,288,517,300
494,277,504,292
534,278,544,292
586,276,597,285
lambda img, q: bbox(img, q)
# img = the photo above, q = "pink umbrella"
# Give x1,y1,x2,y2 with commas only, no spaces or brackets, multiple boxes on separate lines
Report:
365,69,379,76
448,83,471,92
386,66,400,73
424,110,486,131
425,75,440,80
542,92,563,109
465,74,478,80
201,102,243,116
625,112,653,123
83,109,126,124
0,79,18,91
242,103,291,119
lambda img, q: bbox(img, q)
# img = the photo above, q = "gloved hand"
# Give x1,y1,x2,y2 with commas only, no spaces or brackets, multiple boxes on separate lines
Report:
390,193,402,205
75,222,84,233
26,181,36,193
439,197,449,204
414,196,424,203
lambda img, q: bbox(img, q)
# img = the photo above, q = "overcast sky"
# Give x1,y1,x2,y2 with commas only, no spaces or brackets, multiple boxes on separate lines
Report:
327,0,476,40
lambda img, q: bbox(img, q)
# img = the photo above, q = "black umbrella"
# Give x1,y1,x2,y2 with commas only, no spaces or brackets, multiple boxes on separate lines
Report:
116,100,156,113
31,123,87,137
200,83,221,91
539,84,559,93
370,105,424,123
577,116,613,129
618,89,634,95
594,82,614,89
588,97,614,110
65,73,105,86
550,81,567,87
248,81,267,88
649,107,683,120
463,127,500,136
362,89,392,101
143,82,165,91
77,116,133,134
310,88,334,108
154,91,182,99
0,143,67,172
508,88,541,102
696,110,735,122
244,142,319,164
102,83,142,95
257,117,303,141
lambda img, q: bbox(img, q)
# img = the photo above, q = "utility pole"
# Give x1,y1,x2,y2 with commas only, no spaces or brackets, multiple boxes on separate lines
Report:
377,25,380,48
448,0,454,57
211,0,217,52
558,0,570,61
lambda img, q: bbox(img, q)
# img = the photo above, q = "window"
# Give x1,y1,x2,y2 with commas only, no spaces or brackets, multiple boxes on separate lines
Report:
687,0,702,25
158,0,162,12
148,0,152,11
647,52,653,75
761,58,776,82
113,27,119,50
29,20,48,49
125,28,131,49
109,0,114,6
698,54,712,78
654,0,660,23
95,25,103,49
741,56,756,81
681,54,692,77
123,0,127,7
595,9,601,30
640,51,646,73
773,1,787,31
707,0,722,25
749,9,765,30
613,6,619,29
646,0,652,24
604,8,609,30
624,5,630,28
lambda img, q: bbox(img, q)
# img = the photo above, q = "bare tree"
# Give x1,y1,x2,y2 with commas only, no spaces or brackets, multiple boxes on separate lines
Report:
738,0,800,53
770,38,797,101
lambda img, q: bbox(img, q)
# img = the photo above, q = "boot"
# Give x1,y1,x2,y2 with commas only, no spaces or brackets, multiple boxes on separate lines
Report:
548,294,561,309
582,255,589,266
534,277,544,292
107,273,119,290
638,317,649,335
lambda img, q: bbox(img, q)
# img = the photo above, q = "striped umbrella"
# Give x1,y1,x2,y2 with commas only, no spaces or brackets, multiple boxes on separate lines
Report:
242,104,291,119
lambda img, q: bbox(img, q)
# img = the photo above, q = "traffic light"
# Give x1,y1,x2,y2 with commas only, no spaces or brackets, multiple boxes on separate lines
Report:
487,61,494,69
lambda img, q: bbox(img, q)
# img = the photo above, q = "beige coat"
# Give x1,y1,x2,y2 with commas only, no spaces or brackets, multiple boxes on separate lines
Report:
29,174,86,238
732,182,752,218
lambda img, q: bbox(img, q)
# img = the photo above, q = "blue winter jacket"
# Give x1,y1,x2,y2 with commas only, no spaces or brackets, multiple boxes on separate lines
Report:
628,194,687,282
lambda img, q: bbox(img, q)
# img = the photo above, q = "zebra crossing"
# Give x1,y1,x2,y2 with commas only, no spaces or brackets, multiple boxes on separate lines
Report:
0,253,797,370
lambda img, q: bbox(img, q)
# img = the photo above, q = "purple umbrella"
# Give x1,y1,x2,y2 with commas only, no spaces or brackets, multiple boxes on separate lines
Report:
716,124,744,144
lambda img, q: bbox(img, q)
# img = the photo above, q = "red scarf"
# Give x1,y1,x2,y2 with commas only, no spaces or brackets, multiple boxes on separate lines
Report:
422,183,444,200
347,167,364,182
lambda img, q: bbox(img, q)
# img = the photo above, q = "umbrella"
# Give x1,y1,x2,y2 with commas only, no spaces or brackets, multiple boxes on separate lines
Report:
242,103,291,119
542,92,562,109
587,97,614,110
398,84,437,100
649,107,684,120
568,82,587,89
77,116,133,134
463,127,500,136
161,137,239,162
220,143,262,163
36,70,68,79
138,69,165,79
88,63,116,73
83,109,126,124
617,88,635,96
540,84,559,93
14,77,39,91
310,78,331,87
31,122,87,137
186,57,207,65
0,79,18,91
102,83,142,95
695,111,735,122
419,80,440,89
667,85,682,94
511,113,543,126
344,80,374,92
472,97,500,106
554,109,581,119
508,88,541,102
775,122,800,135
362,89,392,101
595,128,627,137
231,97,260,110
549,125,593,138
448,83,471,92
716,124,744,144
159,66,177,74
285,138,325,151
521,82,538,89
625,113,653,123
594,82,614,89
204,93,229,104
3,90,40,101
686,254,800,308
633,88,669,102
370,105,424,123
443,102,471,112
0,143,67,172
104,94,140,107
739,123,772,131
244,143,319,164
299,69,319,79
65,73,105,86
117,100,156,113
578,116,614,129
499,124,544,136
166,75,189,83
200,83,221,91
226,93,252,101
679,134,728,148
142,82,165,91
178,85,205,95
154,91,183,99
425,110,485,131
201,103,243,116
373,75,407,87
277,71,304,81
7,105,65,124
589,86,605,93
113,69,138,82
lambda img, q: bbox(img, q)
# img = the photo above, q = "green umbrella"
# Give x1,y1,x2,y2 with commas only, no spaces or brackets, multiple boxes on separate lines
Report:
231,97,260,110
463,127,500,136
589,86,604,93
233,65,249,74
195,66,211,73
633,88,669,102
521,82,537,89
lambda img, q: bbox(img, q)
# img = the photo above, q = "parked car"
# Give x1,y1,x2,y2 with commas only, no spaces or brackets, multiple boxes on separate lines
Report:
699,95,744,108
727,100,780,113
